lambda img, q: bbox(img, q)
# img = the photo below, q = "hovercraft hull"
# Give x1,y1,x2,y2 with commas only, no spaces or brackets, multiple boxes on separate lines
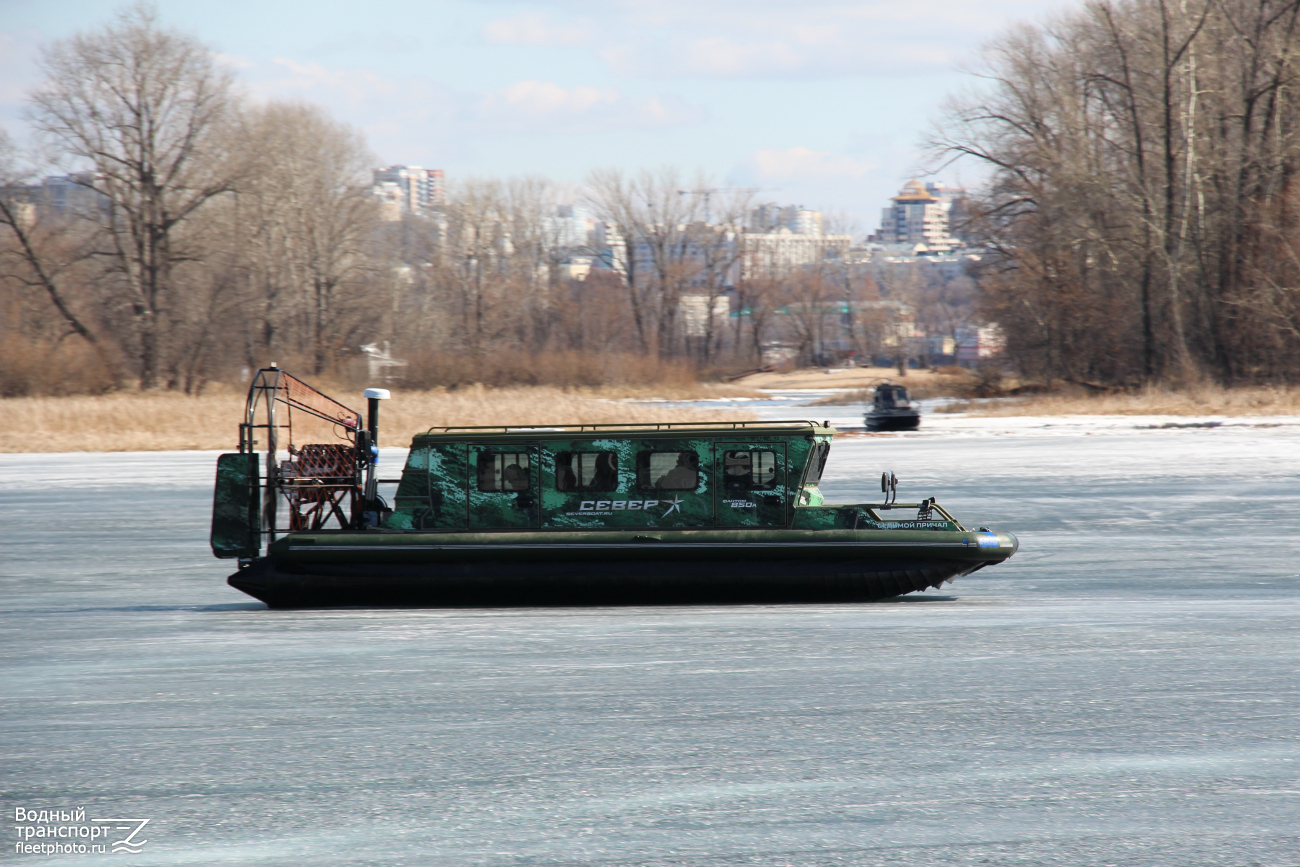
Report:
229,529,1017,608
864,410,921,431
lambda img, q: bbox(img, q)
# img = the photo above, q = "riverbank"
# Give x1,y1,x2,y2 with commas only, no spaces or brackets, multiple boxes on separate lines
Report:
9,377,1300,452
749,368,1300,418
739,365,969,395
941,384,1300,417
0,384,753,453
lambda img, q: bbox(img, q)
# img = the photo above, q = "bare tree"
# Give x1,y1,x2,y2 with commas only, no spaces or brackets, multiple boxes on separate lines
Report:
733,275,780,364
223,100,381,374
933,0,1300,385
26,3,239,388
690,190,750,363
0,128,102,353
433,177,508,357
586,167,749,359
780,267,839,366
586,167,655,354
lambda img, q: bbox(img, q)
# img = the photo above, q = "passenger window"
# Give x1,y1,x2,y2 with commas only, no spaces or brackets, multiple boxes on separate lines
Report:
477,452,531,492
555,451,619,492
637,450,699,491
723,450,778,492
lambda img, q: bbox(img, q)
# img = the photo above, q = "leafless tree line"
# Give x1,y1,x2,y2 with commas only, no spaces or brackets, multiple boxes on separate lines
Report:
379,169,900,386
0,5,927,395
0,6,381,392
935,0,1300,385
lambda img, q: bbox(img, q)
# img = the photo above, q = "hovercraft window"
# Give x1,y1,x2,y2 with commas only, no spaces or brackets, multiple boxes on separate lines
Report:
637,450,699,491
723,450,778,492
804,441,830,485
555,451,618,492
477,452,531,492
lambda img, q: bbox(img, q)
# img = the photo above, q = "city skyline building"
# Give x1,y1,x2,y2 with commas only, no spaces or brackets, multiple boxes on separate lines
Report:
869,179,962,249
371,165,445,220
737,231,852,282
548,204,597,249
747,202,824,236
4,172,111,223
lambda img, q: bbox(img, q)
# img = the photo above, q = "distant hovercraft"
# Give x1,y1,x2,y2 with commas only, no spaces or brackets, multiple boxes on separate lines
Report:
864,382,921,431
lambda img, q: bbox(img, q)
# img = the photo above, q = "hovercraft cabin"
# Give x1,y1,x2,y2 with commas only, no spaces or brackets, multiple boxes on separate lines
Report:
385,422,844,532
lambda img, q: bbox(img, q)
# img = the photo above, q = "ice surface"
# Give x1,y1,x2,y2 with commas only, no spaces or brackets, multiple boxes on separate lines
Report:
2,417,1298,866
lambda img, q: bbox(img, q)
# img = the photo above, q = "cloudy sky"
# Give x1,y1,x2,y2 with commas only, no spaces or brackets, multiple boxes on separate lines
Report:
0,0,1071,230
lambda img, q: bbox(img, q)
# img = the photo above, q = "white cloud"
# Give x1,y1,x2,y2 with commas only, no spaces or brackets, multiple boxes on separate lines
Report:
510,0,1025,78
482,13,596,48
678,25,960,78
224,56,461,165
685,37,806,76
212,52,256,70
475,80,703,133
600,30,958,79
0,30,44,153
262,57,400,106
589,0,1043,31
240,55,703,146
749,146,877,181
597,44,641,76
480,80,619,123
0,31,40,108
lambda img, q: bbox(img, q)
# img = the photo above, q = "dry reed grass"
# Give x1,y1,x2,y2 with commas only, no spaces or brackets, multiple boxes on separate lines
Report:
0,384,752,453
401,350,708,390
941,384,1300,417
742,366,966,392
795,368,985,405
0,336,122,397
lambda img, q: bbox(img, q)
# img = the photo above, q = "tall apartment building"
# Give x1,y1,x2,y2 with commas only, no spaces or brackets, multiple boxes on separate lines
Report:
747,203,823,235
40,173,108,215
3,173,110,223
372,166,445,220
549,204,597,248
586,200,848,286
871,180,960,249
732,202,844,280
737,232,852,281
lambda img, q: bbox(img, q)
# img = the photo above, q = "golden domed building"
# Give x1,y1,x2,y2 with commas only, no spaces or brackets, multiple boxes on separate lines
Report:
874,180,959,249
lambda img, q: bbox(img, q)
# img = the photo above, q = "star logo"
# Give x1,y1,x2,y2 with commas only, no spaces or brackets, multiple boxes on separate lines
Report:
661,496,683,517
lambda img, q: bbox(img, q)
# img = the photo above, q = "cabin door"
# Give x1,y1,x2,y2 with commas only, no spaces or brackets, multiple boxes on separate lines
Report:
467,445,540,530
715,443,787,528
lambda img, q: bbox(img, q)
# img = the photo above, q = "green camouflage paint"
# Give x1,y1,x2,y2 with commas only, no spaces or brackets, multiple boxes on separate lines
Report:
375,427,960,534
791,506,961,532
539,436,715,529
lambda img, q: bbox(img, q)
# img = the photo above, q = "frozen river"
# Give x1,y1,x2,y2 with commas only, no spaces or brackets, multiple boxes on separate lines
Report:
2,415,1299,865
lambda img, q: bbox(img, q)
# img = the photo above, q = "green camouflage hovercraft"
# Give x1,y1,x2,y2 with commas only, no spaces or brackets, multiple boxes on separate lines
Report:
211,368,1017,607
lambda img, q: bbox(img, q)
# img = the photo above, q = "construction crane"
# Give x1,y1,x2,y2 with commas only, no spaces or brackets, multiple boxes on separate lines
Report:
676,187,774,224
